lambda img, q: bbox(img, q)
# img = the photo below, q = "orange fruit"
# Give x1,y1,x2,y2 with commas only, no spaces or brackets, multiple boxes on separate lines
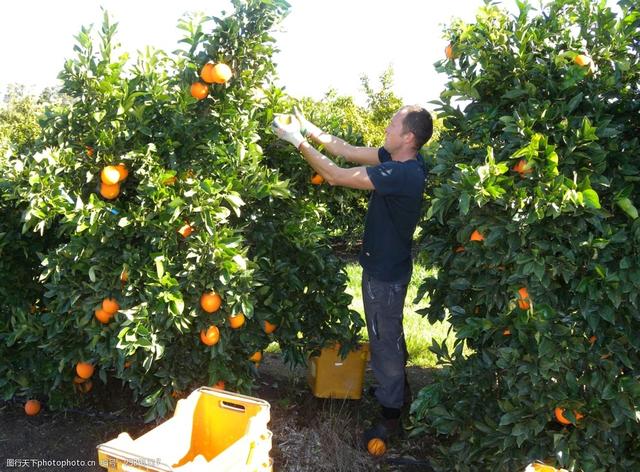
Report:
445,43,455,60
213,380,226,390
95,308,111,324
115,163,128,181
310,173,324,185
100,182,120,200
178,224,193,238
249,351,262,363
124,360,132,369
73,375,86,384
102,297,119,315
120,267,128,284
76,362,94,379
574,54,591,67
367,438,386,456
263,320,277,334
200,63,216,83
228,313,246,329
210,63,232,84
554,407,584,425
517,287,531,310
101,166,121,185
513,159,532,175
200,325,220,346
190,81,209,100
531,463,562,472
470,230,484,242
85,146,94,157
200,292,222,313
503,328,511,336
24,399,41,416
588,335,597,345
76,380,93,393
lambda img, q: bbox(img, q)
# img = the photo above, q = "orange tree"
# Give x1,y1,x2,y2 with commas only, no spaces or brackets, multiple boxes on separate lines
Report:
3,0,362,421
411,1,640,470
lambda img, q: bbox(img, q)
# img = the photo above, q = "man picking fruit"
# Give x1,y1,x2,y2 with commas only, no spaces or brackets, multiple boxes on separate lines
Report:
271,105,433,445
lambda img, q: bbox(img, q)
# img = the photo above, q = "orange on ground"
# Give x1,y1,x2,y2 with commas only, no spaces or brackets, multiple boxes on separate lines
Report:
574,54,591,67
190,82,209,100
310,173,324,185
76,362,94,379
101,166,121,185
470,230,484,242
200,292,222,313
100,182,120,200
367,438,386,456
445,43,455,60
249,351,262,363
210,63,233,84
213,380,226,390
115,163,128,181
228,313,245,329
554,407,584,425
263,320,277,334
200,325,220,346
25,399,41,416
102,297,119,315
178,224,193,238
95,308,111,324
518,287,531,310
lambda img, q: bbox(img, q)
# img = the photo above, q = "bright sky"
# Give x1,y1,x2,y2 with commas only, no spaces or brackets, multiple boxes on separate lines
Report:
0,0,556,109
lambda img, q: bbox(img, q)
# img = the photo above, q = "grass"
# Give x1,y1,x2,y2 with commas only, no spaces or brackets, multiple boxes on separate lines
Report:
344,261,454,368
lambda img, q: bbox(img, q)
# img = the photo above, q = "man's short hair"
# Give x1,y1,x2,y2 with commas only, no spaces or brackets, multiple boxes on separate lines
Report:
401,105,433,150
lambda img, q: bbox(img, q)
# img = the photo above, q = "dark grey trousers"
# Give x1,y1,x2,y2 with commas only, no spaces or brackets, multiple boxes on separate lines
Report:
362,269,411,410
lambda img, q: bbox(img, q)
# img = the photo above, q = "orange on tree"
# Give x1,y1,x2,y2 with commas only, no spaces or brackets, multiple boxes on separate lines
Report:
503,328,511,336
513,159,533,176
445,43,455,60
190,81,209,100
263,320,277,334
100,182,120,200
76,362,94,379
518,287,531,310
73,375,87,384
367,438,386,456
115,163,128,181
85,146,94,157
178,223,193,238
249,351,262,363
95,308,112,324
228,313,245,329
200,291,222,313
200,325,220,346
102,297,119,315
210,63,233,84
101,166,121,185
589,335,597,345
200,62,217,83
310,173,324,185
470,229,484,241
554,406,584,425
574,54,591,67
213,380,226,390
24,399,41,416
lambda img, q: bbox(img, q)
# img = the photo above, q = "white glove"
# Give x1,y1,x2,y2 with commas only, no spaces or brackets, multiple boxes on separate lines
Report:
271,114,306,149
294,107,323,139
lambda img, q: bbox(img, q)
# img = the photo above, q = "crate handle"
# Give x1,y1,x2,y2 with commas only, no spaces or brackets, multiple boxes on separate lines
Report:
220,400,246,412
334,362,344,366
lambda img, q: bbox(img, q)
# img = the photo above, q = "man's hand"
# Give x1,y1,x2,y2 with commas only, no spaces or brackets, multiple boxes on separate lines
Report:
271,114,306,149
294,107,323,139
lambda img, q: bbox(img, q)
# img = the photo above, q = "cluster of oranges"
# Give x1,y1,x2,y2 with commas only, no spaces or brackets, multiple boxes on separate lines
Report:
94,297,120,324
190,62,233,100
198,291,275,364
99,163,129,200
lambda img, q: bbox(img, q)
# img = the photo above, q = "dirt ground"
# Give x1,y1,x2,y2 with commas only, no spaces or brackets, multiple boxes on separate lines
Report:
0,354,436,472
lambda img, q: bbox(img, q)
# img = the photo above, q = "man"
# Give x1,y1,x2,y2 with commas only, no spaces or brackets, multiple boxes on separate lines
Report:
271,105,433,444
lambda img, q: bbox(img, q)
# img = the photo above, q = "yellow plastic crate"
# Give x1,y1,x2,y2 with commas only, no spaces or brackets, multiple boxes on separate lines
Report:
97,387,272,472
307,343,369,399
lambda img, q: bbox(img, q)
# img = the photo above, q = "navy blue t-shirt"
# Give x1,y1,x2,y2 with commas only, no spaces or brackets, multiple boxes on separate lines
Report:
358,147,426,282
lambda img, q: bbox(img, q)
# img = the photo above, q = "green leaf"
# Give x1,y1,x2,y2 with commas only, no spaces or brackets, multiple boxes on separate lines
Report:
616,198,638,219
582,189,601,209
